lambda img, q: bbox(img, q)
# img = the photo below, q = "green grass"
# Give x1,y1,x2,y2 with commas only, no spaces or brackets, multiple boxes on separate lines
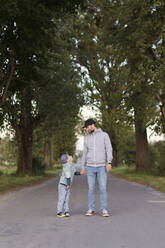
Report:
0,165,61,193
111,166,165,193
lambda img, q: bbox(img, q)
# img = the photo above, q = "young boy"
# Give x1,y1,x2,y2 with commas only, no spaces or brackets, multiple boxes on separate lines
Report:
57,153,80,218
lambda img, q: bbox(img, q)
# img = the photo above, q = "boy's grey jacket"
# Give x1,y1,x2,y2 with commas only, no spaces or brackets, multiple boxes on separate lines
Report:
59,163,76,185
81,128,113,168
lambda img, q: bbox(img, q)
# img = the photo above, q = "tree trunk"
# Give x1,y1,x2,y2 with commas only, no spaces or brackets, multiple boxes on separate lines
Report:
134,110,149,170
15,88,33,175
112,142,118,167
43,139,52,169
160,93,165,134
16,126,33,175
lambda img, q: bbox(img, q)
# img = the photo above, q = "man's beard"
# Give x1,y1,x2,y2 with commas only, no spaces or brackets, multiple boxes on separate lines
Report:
89,129,94,134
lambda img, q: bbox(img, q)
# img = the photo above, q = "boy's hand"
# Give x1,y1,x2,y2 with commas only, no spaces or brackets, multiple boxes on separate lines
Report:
80,168,85,175
66,185,71,191
106,163,112,172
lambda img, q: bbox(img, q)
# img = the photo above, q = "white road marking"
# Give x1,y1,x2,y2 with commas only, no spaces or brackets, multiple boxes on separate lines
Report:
148,200,165,203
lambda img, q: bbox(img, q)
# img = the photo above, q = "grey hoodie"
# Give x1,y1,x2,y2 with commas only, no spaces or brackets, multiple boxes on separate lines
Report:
81,128,113,168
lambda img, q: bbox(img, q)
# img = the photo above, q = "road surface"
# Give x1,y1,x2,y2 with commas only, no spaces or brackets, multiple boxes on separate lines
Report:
0,174,165,248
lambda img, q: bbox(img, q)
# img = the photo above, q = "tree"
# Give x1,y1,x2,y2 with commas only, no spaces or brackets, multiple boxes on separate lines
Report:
101,0,165,170
75,2,130,166
0,0,85,175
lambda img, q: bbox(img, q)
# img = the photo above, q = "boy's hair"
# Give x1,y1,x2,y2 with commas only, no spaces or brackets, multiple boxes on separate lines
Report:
60,153,68,164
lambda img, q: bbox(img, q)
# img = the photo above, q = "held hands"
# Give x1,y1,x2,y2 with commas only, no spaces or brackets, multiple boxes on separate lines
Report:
80,168,85,175
106,163,112,172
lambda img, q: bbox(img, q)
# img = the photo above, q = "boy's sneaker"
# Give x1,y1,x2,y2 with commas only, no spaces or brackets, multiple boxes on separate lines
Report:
85,210,95,216
101,210,110,217
57,212,65,218
64,212,70,217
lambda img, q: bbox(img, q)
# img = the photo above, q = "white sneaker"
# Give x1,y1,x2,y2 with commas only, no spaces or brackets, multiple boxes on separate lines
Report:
57,212,65,218
85,210,95,216
64,212,70,217
101,210,110,217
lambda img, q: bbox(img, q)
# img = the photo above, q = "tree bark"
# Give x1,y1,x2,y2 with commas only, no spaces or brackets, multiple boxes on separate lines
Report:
111,141,118,167
134,110,149,170
16,126,33,175
15,88,33,175
160,93,165,134
43,139,52,169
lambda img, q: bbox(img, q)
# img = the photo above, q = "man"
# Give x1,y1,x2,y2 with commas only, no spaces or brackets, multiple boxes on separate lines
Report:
81,119,113,217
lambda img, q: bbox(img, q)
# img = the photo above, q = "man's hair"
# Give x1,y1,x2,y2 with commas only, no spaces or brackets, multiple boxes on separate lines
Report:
83,119,96,128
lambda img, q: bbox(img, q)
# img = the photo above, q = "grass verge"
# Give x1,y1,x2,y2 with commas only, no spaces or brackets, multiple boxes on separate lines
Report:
111,166,165,193
0,165,61,194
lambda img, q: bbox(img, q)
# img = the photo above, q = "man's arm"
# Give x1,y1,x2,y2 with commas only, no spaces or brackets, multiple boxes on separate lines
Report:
104,133,113,172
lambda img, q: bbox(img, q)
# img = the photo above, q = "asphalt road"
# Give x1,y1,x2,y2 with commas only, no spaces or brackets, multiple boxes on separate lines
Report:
0,174,165,248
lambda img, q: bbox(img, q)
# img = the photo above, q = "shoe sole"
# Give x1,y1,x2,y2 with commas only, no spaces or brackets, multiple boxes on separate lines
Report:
85,212,95,216
102,214,110,217
57,215,65,218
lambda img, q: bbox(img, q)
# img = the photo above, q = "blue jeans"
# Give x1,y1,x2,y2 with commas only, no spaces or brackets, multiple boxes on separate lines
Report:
57,183,70,213
86,166,107,211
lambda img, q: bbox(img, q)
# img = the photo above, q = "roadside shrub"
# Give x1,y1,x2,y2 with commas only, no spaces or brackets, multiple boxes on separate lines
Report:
32,156,45,175
149,141,165,176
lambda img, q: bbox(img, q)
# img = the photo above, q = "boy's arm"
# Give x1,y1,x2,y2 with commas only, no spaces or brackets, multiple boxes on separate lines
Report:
80,138,88,175
65,165,71,190
66,178,71,190
66,178,71,186
81,138,87,168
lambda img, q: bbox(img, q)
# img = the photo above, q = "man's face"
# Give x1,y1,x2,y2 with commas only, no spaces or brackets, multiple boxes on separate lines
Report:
86,124,95,133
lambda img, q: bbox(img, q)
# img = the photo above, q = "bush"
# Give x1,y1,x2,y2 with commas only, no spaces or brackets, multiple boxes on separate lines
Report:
117,129,136,166
149,141,165,176
32,156,45,176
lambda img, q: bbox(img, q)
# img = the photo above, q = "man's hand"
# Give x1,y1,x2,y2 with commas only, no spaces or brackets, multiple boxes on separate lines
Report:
80,168,85,175
106,163,112,172
66,185,71,191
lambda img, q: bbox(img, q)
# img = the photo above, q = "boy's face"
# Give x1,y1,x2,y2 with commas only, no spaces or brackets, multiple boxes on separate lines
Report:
67,155,73,163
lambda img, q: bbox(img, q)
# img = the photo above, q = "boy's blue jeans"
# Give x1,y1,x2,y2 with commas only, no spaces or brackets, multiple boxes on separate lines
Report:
57,183,70,213
86,166,107,211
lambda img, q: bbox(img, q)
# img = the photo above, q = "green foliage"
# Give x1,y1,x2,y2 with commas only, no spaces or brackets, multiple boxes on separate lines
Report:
117,127,136,166
0,136,17,167
101,0,165,131
0,1,85,175
149,141,165,175
53,124,78,160
32,156,45,176
0,165,61,192
75,0,165,169
75,4,130,166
